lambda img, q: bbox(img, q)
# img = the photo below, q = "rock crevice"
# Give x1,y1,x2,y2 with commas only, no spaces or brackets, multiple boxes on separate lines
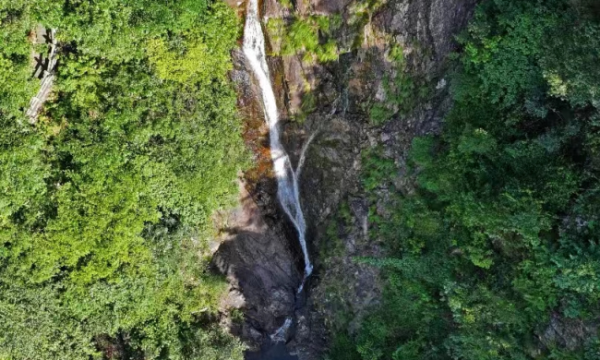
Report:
217,0,479,358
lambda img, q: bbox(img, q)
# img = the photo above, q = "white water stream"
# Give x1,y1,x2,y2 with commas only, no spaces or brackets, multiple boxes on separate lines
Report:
243,0,313,285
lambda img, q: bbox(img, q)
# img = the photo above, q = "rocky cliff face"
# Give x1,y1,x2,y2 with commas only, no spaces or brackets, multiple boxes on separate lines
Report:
215,0,478,358
212,49,306,351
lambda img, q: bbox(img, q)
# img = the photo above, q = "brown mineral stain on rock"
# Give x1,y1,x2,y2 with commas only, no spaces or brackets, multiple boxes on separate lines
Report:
221,0,480,358
219,40,304,354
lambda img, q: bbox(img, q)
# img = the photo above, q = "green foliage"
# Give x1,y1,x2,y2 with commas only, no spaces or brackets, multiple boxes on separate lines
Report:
368,43,420,126
329,0,600,359
0,1,246,359
368,103,394,125
361,147,396,193
324,332,362,360
270,14,341,62
0,1,37,119
147,5,237,85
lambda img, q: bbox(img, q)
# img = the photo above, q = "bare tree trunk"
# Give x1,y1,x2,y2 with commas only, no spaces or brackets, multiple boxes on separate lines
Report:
26,28,58,123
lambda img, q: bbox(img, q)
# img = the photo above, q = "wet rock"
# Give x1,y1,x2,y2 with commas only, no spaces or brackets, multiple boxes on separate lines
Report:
261,0,478,358
213,181,301,350
225,0,479,358
246,342,300,360
282,56,307,117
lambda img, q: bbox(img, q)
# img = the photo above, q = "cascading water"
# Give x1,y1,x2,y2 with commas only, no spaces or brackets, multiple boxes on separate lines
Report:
243,0,313,288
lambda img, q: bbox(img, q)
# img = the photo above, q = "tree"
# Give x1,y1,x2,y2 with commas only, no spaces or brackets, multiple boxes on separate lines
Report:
0,1,246,359
331,0,600,359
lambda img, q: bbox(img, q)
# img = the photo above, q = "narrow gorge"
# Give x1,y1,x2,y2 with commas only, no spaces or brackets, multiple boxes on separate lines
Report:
215,0,479,358
242,0,313,286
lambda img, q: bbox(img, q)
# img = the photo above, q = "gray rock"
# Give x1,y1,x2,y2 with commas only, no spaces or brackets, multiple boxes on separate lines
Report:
223,0,479,357
539,313,599,351
213,181,301,350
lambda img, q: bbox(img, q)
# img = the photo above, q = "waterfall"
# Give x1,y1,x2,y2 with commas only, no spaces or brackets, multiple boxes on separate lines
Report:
243,0,313,285
269,318,293,343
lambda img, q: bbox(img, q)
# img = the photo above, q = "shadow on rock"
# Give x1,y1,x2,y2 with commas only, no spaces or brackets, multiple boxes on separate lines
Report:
245,342,299,360
212,181,301,349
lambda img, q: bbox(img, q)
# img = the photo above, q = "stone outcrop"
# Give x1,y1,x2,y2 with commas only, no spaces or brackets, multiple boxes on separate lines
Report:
538,313,599,352
270,1,477,356
213,180,302,349
217,0,479,358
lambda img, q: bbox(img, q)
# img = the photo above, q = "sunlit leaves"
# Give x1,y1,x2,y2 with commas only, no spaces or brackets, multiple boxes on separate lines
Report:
0,0,245,359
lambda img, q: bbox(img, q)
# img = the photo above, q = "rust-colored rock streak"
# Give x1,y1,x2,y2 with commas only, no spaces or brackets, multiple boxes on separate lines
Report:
242,0,313,285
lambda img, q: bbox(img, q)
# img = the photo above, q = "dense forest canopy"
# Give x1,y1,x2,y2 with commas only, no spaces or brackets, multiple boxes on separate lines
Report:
329,0,600,359
0,1,246,359
2,0,600,359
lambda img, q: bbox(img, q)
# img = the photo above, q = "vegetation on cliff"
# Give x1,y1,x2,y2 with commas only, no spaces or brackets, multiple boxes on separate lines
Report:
330,0,600,359
0,1,245,359
266,14,341,63
4,0,600,359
